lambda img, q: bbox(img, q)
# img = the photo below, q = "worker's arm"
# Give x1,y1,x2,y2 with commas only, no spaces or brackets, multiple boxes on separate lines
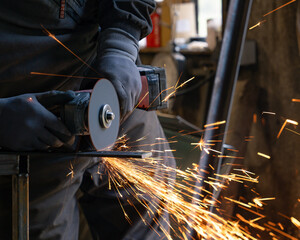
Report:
0,91,75,151
96,0,155,121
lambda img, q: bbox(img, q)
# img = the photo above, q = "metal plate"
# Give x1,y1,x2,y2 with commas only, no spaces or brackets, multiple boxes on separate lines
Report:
88,79,120,150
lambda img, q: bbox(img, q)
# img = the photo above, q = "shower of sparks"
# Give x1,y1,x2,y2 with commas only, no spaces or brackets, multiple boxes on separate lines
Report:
257,152,271,159
102,155,265,240
277,119,299,139
162,77,195,103
39,11,299,239
249,0,297,30
94,136,296,239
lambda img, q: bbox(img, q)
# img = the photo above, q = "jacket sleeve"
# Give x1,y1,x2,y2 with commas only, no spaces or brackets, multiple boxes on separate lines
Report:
98,0,156,40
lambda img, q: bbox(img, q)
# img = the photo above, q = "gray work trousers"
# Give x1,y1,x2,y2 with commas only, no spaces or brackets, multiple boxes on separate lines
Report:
0,110,175,240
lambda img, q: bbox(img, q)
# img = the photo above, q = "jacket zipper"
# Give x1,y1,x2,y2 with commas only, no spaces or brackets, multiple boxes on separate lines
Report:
60,0,66,19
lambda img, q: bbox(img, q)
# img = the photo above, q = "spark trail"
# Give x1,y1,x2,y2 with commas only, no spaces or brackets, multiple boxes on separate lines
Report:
249,0,297,30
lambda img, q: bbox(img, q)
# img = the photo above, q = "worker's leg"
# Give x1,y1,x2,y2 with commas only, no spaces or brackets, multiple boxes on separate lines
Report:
0,148,98,239
79,109,176,240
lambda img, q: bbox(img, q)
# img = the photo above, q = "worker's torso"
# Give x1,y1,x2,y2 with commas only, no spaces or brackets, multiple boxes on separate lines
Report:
0,0,100,97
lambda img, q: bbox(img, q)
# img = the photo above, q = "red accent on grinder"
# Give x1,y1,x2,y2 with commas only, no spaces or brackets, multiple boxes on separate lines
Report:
137,75,149,109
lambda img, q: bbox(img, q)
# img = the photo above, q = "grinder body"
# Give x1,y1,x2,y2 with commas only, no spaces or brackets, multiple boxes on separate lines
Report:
60,66,167,150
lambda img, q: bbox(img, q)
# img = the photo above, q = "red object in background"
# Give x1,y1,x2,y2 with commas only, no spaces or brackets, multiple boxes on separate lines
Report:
146,12,160,48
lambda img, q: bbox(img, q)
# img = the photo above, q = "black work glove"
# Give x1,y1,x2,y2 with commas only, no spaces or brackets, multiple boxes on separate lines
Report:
0,91,75,151
97,28,142,121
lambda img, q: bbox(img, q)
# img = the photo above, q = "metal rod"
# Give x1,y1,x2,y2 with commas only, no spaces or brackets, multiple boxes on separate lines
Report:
75,151,152,159
200,0,253,171
1,151,152,159
12,155,29,240
187,0,253,238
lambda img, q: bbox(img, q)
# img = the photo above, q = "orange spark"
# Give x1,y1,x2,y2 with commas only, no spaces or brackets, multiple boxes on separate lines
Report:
162,77,195,103
253,197,275,207
250,0,296,31
41,25,99,75
227,148,239,153
286,119,298,125
253,113,257,123
257,152,271,159
224,197,251,208
238,205,266,218
292,99,300,102
277,119,299,139
236,214,266,231
191,137,218,154
31,72,100,80
134,92,149,111
249,20,267,30
277,222,284,230
66,162,74,179
263,0,297,17
291,217,300,229
204,120,226,128
217,155,244,159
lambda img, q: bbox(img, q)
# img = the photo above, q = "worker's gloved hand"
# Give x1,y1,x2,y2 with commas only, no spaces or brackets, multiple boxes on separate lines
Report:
0,91,75,151
97,28,141,121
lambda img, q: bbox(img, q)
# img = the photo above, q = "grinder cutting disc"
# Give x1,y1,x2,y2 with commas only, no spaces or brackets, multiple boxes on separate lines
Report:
88,79,120,150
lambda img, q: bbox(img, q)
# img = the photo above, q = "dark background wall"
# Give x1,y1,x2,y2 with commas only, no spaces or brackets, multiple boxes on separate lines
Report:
225,0,300,238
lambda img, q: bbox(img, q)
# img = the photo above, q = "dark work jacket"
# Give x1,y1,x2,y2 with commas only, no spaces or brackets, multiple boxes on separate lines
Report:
0,0,155,97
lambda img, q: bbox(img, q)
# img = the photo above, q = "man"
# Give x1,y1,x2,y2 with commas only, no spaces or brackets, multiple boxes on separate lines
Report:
0,1,175,239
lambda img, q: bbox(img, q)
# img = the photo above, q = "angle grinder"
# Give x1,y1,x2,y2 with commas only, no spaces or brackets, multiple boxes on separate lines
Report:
60,65,167,151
